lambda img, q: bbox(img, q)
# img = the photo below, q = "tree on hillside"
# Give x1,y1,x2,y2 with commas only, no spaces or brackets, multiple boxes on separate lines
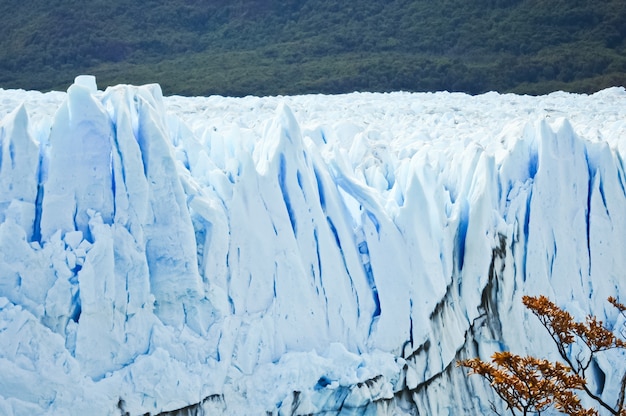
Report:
459,296,626,416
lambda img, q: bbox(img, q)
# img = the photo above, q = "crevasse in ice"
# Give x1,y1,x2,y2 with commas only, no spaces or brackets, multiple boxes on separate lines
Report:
0,75,624,415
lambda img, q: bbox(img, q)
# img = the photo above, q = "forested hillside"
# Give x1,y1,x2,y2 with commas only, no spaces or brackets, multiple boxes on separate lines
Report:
1,0,625,96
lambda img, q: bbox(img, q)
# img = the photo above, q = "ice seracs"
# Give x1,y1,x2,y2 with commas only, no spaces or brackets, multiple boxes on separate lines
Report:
0,77,624,415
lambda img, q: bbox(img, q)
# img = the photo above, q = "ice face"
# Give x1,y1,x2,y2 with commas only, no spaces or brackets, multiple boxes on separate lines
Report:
0,79,624,415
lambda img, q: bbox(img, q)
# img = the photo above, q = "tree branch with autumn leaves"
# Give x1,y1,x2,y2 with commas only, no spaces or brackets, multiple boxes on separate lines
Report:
459,296,626,416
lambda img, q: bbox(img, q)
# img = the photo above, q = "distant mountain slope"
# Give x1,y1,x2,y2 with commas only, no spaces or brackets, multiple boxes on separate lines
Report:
1,0,625,96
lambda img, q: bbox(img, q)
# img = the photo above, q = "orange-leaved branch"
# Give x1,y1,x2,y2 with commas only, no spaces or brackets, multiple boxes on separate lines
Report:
459,296,626,416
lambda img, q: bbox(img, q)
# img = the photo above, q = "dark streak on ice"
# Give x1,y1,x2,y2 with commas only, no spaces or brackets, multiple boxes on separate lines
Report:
110,151,116,218
528,149,538,179
549,231,557,277
326,217,341,249
408,299,414,348
314,168,325,211
456,200,469,271
278,154,297,234
70,289,81,323
326,216,361,318
296,170,303,194
32,145,47,242
313,228,325,298
616,153,626,197
358,238,381,334
586,166,593,276
366,211,380,234
273,262,278,298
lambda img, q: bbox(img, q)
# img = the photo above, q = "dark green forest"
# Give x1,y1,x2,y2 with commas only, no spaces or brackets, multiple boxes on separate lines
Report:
1,0,625,96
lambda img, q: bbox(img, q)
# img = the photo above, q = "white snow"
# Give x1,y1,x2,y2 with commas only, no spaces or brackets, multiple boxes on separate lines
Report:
0,77,624,415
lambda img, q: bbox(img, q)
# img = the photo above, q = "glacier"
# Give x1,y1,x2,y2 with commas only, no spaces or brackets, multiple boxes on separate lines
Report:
0,75,624,415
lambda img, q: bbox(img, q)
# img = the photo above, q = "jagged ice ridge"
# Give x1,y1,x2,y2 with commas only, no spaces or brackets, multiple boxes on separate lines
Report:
0,75,625,415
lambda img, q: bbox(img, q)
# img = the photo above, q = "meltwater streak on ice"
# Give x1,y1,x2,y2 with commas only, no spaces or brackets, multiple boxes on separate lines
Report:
0,77,624,415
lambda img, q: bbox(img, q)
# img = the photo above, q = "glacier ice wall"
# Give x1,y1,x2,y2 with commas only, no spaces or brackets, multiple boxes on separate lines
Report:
0,76,625,415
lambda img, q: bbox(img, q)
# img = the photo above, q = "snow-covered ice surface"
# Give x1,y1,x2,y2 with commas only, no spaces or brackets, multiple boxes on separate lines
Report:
0,75,625,415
